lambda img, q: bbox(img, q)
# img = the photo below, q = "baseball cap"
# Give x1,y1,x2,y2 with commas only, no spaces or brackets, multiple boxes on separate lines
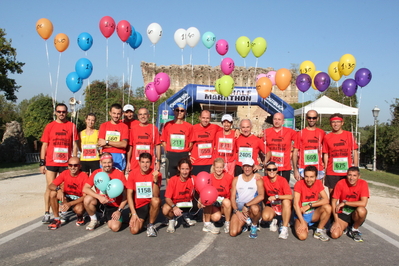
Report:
221,114,233,123
123,104,134,112
241,158,255,166
174,103,186,110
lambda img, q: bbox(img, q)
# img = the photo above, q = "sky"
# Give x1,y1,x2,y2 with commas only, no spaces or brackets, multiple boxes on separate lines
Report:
1,0,398,126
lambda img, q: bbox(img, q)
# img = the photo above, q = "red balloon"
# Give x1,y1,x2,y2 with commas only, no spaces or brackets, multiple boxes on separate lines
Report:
200,186,218,206
194,172,212,192
116,20,132,42
99,16,115,38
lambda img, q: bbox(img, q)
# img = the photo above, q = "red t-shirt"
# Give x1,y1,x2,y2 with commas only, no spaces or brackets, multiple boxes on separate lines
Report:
294,179,324,207
263,175,292,204
87,168,127,207
264,127,296,171
126,168,162,209
53,170,88,197
161,120,193,152
41,121,79,167
98,121,129,154
129,123,160,170
323,130,358,176
332,178,369,201
213,130,236,163
190,124,222,165
235,134,266,167
294,128,326,170
211,172,233,199
122,119,139,130
164,175,195,204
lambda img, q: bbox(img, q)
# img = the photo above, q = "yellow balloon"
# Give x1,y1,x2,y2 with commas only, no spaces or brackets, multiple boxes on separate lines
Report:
235,36,251,58
36,18,53,40
54,33,69,53
339,54,356,76
328,61,342,81
214,79,221,94
299,60,316,78
219,75,234,97
311,71,321,90
251,37,267,58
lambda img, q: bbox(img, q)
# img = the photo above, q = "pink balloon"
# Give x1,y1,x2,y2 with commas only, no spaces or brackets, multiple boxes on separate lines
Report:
216,39,229,56
194,172,212,192
256,73,267,82
99,16,115,38
154,72,170,94
220,57,235,75
266,71,276,85
145,82,160,102
200,185,218,206
116,20,132,42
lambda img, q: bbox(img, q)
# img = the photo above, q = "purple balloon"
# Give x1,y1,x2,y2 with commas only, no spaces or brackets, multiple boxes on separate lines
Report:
314,72,331,92
342,79,358,97
145,82,160,102
355,68,372,87
296,74,311,92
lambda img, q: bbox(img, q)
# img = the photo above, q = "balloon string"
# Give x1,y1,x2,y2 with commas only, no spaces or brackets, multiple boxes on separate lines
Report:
208,49,210,66
45,41,53,90
302,93,305,130
181,49,184,66
87,78,91,111
54,52,62,107
129,64,133,104
122,42,125,59
106,38,109,121
122,73,125,107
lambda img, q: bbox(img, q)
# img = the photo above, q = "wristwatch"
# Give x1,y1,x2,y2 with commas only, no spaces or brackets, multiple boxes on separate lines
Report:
308,203,313,208
244,204,250,210
342,200,347,206
171,204,176,208
106,140,109,145
118,208,123,212
233,209,239,214
275,195,279,200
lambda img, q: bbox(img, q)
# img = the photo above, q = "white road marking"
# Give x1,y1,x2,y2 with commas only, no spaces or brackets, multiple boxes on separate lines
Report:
58,256,94,265
363,223,399,249
0,221,42,246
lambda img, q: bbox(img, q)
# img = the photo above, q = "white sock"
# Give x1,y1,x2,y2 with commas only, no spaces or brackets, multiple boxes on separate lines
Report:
90,215,97,221
316,228,324,233
352,227,359,232
204,222,211,226
225,221,230,225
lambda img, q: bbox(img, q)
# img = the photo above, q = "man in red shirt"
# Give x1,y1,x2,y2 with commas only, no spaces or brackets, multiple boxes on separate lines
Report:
293,110,326,181
213,114,236,176
330,167,369,242
122,104,138,131
40,103,79,224
323,113,358,195
47,157,88,230
98,103,129,171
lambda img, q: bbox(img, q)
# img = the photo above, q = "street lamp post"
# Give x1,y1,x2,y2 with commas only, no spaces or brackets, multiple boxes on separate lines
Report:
372,106,380,171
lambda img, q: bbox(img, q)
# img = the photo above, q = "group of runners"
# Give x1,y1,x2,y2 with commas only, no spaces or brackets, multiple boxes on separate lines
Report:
39,101,369,242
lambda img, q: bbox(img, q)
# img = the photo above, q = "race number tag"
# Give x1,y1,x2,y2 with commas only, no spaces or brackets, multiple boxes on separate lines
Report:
271,200,282,215
53,147,68,163
136,182,152,198
271,151,284,167
303,201,316,214
333,157,348,173
238,147,253,162
343,206,356,215
66,194,80,200
198,143,212,158
216,196,224,204
135,145,151,160
170,134,185,150
218,138,233,153
82,144,97,159
176,201,193,208
106,131,120,142
304,149,318,165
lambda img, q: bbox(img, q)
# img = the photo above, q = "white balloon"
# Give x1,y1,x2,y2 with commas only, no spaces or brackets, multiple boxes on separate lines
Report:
147,22,162,44
174,28,187,49
186,27,200,48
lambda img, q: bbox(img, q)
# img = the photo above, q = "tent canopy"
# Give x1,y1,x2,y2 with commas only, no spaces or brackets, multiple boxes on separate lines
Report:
294,96,358,117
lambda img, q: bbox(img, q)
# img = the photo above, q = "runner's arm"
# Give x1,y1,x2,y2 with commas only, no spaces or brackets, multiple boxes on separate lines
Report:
293,191,306,223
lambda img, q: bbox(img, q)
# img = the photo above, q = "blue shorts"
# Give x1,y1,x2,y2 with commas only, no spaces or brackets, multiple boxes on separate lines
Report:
299,169,325,180
294,211,315,226
100,153,126,171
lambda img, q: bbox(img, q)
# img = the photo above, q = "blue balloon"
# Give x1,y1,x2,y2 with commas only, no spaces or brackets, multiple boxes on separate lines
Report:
202,31,216,49
77,32,93,51
106,179,124,198
75,58,93,79
94,172,110,193
66,72,83,93
128,31,142,50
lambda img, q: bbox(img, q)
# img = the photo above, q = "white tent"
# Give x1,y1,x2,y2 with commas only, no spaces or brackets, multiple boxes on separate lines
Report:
294,95,358,117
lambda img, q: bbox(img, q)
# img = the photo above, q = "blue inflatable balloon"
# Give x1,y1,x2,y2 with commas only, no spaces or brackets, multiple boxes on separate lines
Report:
201,31,216,49
66,72,83,93
106,179,124,198
75,58,93,79
128,31,142,50
94,172,110,193
77,32,93,51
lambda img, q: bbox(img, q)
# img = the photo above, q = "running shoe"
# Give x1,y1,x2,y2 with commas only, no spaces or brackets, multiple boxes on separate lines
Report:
42,213,51,224
184,217,197,226
314,229,330,242
76,216,85,226
223,222,230,234
349,230,363,242
86,220,99,231
147,224,157,237
48,219,61,230
60,212,68,224
166,219,177,233
202,223,220,234
249,225,258,239
278,226,289,240
269,218,278,232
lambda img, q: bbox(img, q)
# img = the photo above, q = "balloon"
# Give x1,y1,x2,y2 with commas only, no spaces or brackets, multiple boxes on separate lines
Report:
251,37,267,58
99,16,115,38
216,39,229,56
128,31,142,49
220,57,235,75
66,72,83,93
54,33,69,52
355,68,372,87
256,74,267,82
299,61,316,78
154,72,170,94
116,20,132,42
174,28,186,49
106,179,124,199
235,36,251,58
314,72,331,92
266,71,277,86
77,32,93,51
145,82,160,102
219,75,235,97
186,27,200,48
147,22,162,45
311,71,322,90
296,74,311,93
94,172,110,193
75,58,93,79
36,18,53,40
214,79,221,94
339,54,356,76
342,79,358,97
200,186,218,206
256,77,272,99
194,172,212,192
328,61,342,82
202,31,216,49
275,68,292,91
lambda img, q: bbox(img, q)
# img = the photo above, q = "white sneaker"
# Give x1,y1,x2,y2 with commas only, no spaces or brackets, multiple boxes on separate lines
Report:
184,217,197,226
279,226,289,239
166,219,176,233
146,224,157,237
86,220,99,231
223,222,230,234
202,223,220,234
270,218,278,232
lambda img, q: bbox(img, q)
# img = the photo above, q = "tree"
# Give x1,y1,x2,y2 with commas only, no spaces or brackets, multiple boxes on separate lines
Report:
0,28,24,101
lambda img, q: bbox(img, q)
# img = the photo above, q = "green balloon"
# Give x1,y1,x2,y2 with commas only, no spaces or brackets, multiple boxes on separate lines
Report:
219,75,234,97
235,36,251,58
214,79,221,94
251,37,267,58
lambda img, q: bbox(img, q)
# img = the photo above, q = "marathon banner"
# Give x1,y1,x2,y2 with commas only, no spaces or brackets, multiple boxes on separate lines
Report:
196,86,259,104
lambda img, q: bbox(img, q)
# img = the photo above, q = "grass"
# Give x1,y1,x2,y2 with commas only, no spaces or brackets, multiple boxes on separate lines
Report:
360,169,399,188
0,162,39,173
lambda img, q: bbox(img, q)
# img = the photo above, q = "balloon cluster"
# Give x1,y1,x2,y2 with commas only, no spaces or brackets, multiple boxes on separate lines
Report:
94,172,124,199
145,72,171,102
194,172,218,206
174,27,201,49
255,69,292,99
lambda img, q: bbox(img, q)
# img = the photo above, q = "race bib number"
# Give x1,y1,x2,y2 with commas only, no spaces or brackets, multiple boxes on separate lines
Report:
304,149,319,165
218,138,233,153
198,143,212,158
176,201,193,208
271,200,282,215
136,182,152,198
66,194,80,200
238,147,253,162
333,157,348,173
271,151,284,167
82,144,97,159
303,201,316,214
343,206,356,215
106,131,120,142
216,196,224,204
135,145,151,160
170,134,185,150
53,147,68,163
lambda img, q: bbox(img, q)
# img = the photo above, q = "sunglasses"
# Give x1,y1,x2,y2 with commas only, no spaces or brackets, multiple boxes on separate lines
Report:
266,168,278,172
68,164,79,167
174,109,185,113
307,116,317,120
56,110,67,114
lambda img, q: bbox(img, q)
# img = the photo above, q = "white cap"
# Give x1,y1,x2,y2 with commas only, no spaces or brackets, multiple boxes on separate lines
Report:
123,104,134,112
241,158,255,166
221,114,233,123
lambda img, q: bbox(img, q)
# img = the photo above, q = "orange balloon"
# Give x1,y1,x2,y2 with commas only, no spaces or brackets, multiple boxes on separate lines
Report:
256,77,272,99
36,18,53,40
275,68,292,91
54,33,69,52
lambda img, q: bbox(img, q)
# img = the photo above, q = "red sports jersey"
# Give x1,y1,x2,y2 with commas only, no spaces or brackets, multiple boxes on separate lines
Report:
122,119,139,130
213,130,236,163
235,134,266,167
164,175,195,204
98,121,129,154
264,127,296,171
211,172,233,199
295,128,326,170
332,178,369,201
129,123,160,170
53,170,88,197
294,179,324,207
161,120,193,152
263,175,292,204
190,124,222,165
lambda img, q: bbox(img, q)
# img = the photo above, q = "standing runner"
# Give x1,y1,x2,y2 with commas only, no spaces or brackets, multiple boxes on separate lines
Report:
79,113,100,174
213,114,236,176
